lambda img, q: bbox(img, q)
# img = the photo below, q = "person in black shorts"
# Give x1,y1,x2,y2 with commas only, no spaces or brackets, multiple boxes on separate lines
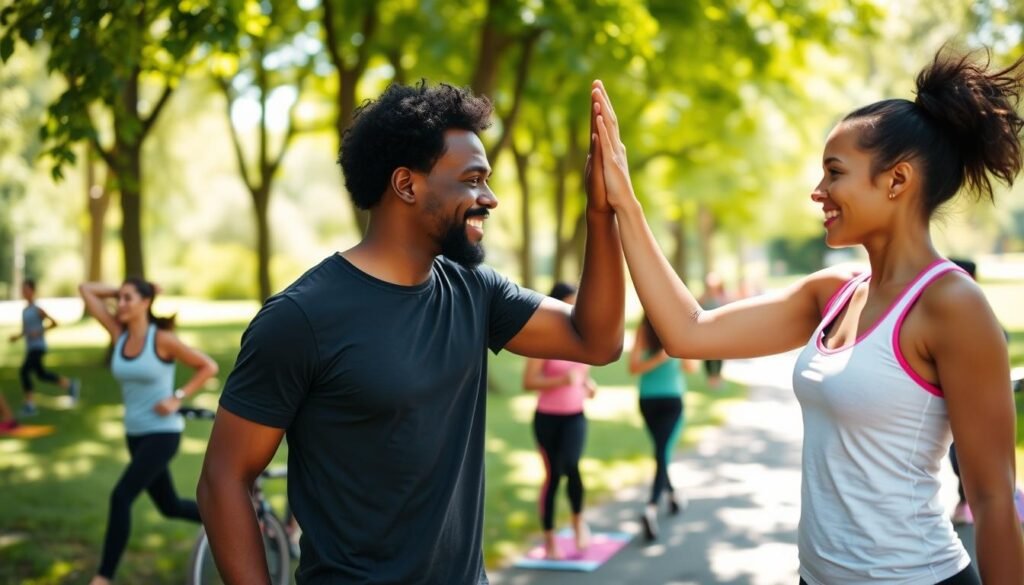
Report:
197,81,625,585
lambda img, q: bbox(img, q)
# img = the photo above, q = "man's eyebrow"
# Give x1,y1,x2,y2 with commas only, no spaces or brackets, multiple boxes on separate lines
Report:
462,164,492,176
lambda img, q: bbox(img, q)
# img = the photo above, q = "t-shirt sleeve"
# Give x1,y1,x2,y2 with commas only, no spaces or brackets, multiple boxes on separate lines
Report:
219,295,319,429
483,266,543,354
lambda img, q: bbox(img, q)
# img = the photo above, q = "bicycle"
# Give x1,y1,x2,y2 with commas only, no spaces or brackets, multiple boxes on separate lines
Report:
180,407,294,585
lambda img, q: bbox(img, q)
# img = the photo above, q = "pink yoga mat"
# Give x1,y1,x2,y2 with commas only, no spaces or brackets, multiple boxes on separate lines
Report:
513,530,632,571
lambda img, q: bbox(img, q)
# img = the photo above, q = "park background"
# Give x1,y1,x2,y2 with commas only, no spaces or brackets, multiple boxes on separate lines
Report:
1,0,1024,583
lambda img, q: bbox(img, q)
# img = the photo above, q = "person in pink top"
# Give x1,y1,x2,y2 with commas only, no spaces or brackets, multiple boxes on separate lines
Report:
523,282,597,559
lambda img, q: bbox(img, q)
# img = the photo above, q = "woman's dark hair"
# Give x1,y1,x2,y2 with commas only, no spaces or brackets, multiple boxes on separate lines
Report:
339,80,493,210
843,47,1024,217
640,313,663,354
123,277,176,331
548,282,577,302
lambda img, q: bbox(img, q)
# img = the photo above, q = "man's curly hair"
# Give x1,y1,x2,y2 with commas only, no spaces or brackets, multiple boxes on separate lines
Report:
339,81,494,210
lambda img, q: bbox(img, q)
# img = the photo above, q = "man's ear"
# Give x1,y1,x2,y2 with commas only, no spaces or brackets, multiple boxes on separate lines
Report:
391,168,417,204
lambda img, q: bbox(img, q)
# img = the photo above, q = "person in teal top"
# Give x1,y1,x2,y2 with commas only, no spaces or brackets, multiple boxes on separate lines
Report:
79,278,219,585
629,313,688,541
9,278,80,416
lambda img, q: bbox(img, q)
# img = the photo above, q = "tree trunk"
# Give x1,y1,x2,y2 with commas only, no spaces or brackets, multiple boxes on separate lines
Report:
323,1,378,237
551,151,568,284
698,203,715,281
557,116,581,284
567,210,587,279
117,143,145,279
671,213,689,285
337,72,370,236
86,151,112,282
512,144,533,289
734,233,746,293
470,0,505,98
254,187,272,301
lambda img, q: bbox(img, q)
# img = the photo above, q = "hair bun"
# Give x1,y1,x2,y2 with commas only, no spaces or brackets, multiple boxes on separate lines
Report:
913,48,1024,201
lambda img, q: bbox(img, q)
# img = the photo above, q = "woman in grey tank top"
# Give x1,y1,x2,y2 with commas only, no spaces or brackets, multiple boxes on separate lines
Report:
589,48,1024,583
9,278,80,416
79,278,219,585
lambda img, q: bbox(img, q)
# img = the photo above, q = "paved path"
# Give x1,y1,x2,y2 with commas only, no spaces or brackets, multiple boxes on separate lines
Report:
490,352,973,585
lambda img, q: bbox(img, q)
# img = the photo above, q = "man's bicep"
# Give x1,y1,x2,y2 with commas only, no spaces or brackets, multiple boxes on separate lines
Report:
503,298,589,361
206,407,285,481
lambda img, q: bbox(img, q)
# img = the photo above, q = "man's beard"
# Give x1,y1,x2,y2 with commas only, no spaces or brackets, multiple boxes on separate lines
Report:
439,220,486,269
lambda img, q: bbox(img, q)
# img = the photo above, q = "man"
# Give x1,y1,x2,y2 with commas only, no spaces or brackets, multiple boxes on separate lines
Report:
197,81,624,584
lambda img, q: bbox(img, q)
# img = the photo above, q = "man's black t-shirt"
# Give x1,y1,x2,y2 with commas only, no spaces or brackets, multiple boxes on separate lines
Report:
220,254,542,585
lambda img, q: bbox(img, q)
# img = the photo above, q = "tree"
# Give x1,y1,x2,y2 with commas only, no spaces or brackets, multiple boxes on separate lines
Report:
217,0,319,300
1,0,239,278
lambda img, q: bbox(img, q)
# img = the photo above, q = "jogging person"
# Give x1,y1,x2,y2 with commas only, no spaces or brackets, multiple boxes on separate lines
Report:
523,281,597,559
79,278,219,585
629,312,687,541
197,81,625,584
591,49,1024,583
10,278,80,415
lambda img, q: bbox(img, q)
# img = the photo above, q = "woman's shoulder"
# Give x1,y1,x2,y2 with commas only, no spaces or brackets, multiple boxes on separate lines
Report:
916,269,987,320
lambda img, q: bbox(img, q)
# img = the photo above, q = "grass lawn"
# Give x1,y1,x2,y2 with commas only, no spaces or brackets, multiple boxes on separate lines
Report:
0,314,742,584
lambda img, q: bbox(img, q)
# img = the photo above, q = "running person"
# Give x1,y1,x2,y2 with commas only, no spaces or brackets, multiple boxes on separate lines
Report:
10,279,80,415
628,313,686,541
197,82,624,584
79,278,219,585
592,49,1024,583
523,282,596,559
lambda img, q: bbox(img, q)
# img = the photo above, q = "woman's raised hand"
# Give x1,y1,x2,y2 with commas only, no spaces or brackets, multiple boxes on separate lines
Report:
591,81,636,210
584,81,611,213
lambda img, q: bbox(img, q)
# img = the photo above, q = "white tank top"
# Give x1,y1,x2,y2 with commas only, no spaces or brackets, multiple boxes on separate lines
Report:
792,259,970,584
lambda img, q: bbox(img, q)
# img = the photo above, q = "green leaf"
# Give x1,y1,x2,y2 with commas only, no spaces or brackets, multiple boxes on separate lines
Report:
0,35,14,63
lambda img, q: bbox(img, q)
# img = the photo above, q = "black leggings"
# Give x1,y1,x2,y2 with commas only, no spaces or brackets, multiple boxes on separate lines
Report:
20,349,59,392
98,432,201,579
704,359,723,378
799,564,980,585
533,412,586,531
639,397,684,505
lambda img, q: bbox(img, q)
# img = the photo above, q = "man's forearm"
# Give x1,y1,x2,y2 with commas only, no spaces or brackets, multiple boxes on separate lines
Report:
573,209,625,364
197,474,274,585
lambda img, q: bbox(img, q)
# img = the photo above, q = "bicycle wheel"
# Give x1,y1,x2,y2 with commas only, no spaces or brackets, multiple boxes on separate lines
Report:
186,514,292,585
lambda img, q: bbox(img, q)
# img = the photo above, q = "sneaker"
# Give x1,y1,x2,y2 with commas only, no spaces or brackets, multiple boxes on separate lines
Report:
952,501,973,525
641,506,659,541
18,403,38,417
68,379,81,405
668,494,688,516
0,419,19,433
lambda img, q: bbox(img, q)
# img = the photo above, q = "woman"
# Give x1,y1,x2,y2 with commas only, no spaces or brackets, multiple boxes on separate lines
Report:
697,272,728,388
80,278,219,585
629,313,687,541
523,282,597,559
591,49,1024,583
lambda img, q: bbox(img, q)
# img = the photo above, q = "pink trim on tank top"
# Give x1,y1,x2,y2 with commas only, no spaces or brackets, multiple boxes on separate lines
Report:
890,264,967,398
821,274,861,317
815,258,947,356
